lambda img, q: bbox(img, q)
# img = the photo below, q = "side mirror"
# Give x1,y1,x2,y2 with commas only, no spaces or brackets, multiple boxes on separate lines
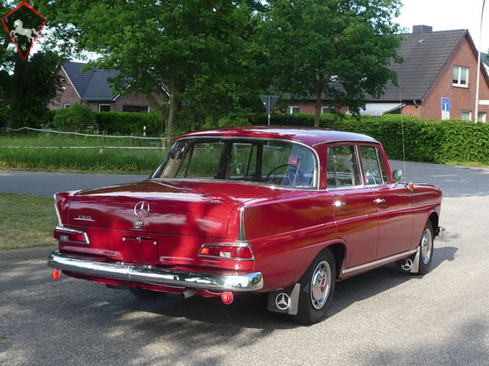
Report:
392,169,402,183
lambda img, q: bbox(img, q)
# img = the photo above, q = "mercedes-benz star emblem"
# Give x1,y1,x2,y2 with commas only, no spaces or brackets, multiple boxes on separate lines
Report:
134,201,150,218
275,292,290,311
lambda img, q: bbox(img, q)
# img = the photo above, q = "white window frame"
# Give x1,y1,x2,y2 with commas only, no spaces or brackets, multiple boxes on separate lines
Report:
288,106,300,115
453,66,469,87
461,111,472,121
477,112,487,122
321,106,334,114
98,104,111,112
63,103,71,109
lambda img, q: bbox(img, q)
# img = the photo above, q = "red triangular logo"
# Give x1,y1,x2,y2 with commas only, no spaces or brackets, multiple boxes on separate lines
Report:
1,1,47,60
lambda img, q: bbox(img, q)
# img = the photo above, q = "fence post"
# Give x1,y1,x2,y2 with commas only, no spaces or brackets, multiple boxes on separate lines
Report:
103,131,106,144
131,132,134,146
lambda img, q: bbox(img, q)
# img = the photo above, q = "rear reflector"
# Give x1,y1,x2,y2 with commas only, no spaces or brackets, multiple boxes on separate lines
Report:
52,269,60,280
221,291,234,305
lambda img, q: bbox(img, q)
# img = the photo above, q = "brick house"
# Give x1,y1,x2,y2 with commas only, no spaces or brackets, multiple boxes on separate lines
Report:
50,62,168,112
287,26,489,122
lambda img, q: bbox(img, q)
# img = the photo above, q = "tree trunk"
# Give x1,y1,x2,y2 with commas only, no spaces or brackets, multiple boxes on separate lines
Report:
166,73,184,147
314,73,325,128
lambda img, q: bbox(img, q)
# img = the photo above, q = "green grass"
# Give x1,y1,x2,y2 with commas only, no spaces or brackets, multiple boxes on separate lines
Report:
0,132,167,173
0,193,57,250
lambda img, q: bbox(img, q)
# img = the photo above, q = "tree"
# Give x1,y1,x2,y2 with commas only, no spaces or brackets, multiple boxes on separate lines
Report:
39,0,267,145
1,1,62,128
261,0,403,126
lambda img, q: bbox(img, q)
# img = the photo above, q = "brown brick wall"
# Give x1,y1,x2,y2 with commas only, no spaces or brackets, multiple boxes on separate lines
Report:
50,68,81,109
421,37,489,120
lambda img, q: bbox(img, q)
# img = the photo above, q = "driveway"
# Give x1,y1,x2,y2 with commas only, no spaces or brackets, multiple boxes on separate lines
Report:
1,162,488,366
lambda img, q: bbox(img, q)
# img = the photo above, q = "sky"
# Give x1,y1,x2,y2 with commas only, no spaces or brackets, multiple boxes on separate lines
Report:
395,0,489,53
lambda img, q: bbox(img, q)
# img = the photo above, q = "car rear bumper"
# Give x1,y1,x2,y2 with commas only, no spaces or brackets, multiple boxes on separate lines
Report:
48,250,263,292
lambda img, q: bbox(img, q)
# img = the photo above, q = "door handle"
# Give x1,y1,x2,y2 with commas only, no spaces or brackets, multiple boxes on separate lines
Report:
333,200,346,207
373,198,386,204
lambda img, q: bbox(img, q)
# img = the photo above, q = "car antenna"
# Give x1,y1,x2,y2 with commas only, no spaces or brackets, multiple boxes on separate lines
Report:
398,83,407,183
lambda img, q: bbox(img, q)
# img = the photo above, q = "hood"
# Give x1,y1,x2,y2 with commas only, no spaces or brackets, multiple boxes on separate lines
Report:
60,179,275,238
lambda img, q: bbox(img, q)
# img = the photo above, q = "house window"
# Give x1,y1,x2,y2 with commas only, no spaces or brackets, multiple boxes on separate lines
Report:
123,105,150,113
288,106,300,115
478,112,487,122
321,106,334,114
461,111,472,121
453,66,468,87
63,104,71,109
99,104,111,112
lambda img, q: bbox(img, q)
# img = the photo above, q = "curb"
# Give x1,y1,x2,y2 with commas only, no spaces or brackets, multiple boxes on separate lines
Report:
0,245,57,262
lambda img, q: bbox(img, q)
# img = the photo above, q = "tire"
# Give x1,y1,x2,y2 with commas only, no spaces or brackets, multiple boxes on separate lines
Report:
129,286,158,299
290,248,336,325
395,221,434,275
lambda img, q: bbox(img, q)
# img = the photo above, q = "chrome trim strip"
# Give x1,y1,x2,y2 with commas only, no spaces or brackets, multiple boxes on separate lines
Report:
55,226,90,245
197,240,255,261
53,194,63,226
342,249,418,276
48,250,263,292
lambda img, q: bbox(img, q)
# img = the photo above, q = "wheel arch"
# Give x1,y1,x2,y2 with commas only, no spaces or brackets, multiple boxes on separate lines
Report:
428,211,439,235
325,243,346,279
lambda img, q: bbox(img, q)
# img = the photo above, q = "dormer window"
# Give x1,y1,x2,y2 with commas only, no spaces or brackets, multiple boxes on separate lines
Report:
453,66,468,87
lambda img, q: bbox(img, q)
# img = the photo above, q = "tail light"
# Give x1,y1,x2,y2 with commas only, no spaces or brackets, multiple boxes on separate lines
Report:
54,226,90,245
199,241,254,260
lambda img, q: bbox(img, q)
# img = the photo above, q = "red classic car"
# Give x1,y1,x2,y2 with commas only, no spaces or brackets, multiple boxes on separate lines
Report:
48,127,442,324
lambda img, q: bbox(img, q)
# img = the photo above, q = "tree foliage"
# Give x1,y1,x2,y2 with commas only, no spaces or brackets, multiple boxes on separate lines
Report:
39,0,268,144
261,0,403,126
1,1,62,128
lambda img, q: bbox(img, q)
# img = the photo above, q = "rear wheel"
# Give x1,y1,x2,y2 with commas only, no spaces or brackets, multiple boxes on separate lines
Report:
290,248,336,325
396,221,434,275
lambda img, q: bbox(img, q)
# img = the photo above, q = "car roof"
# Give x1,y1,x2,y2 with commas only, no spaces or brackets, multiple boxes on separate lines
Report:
177,126,379,146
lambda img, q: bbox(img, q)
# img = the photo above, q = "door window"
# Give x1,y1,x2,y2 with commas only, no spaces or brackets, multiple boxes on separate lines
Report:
359,146,388,185
327,145,361,188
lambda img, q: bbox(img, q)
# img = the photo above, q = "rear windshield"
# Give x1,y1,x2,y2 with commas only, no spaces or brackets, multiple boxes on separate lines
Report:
151,138,318,189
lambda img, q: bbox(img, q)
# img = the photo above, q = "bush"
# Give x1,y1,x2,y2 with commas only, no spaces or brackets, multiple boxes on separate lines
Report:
49,104,96,132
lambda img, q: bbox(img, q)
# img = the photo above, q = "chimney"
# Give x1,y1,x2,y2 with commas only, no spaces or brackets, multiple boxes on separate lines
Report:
413,25,433,34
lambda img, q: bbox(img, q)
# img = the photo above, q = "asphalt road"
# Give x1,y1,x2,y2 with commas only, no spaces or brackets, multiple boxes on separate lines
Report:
1,162,488,366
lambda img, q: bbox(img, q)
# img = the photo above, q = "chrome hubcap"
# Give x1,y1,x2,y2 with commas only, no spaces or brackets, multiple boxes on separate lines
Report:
310,260,331,310
420,228,433,264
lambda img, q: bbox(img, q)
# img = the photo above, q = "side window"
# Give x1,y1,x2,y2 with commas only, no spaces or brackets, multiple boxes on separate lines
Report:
359,146,388,185
327,145,361,188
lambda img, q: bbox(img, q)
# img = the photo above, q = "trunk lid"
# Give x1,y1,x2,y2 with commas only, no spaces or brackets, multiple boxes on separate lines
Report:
64,179,274,238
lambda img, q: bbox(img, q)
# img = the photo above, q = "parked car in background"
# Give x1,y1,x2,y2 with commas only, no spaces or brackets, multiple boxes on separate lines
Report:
48,127,442,324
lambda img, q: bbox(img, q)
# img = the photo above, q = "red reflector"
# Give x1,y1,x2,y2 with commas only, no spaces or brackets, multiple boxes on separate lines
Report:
52,269,60,280
221,291,234,305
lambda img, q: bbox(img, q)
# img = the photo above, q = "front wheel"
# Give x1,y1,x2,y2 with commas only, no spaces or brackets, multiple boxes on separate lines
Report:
290,248,336,325
396,221,434,275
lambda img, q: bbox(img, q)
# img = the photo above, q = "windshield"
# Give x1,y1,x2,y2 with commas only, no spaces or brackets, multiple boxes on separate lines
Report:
151,138,318,189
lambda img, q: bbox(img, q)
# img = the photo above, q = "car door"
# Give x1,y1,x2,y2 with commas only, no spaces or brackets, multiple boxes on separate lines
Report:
327,144,379,268
358,145,414,259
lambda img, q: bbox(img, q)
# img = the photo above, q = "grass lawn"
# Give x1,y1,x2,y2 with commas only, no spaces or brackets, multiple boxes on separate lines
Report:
0,193,57,250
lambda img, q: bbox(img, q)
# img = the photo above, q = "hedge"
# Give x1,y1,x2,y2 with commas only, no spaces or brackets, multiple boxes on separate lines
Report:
93,111,162,136
254,113,489,166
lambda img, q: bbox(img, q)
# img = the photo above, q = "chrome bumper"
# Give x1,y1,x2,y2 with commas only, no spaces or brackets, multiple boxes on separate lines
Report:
48,250,263,292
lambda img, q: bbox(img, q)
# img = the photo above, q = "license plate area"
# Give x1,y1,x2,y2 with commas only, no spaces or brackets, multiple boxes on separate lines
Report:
121,237,158,265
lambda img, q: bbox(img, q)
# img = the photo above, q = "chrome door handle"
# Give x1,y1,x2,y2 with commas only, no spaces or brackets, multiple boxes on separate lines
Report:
334,200,346,207
373,198,386,204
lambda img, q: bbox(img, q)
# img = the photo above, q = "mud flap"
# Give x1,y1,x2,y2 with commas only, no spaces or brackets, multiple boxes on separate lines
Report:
267,284,301,315
409,247,420,274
